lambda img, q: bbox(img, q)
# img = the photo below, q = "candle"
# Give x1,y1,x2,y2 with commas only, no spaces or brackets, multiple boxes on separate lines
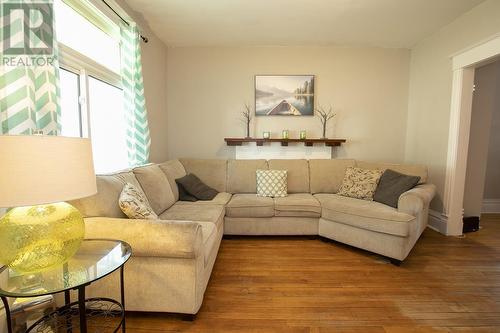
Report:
300,130,307,140
282,130,289,139
263,131,270,139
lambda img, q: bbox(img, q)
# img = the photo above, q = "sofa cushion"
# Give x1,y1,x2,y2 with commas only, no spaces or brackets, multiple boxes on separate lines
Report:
274,193,321,217
134,164,176,215
70,171,144,218
175,174,218,200
268,159,310,193
180,159,227,193
176,192,233,206
315,194,415,237
356,161,428,184
158,160,187,201
159,202,225,230
226,194,274,218
227,159,268,193
309,159,356,194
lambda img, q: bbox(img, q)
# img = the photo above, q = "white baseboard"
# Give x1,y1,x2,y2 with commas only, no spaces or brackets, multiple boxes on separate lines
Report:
428,209,448,234
482,199,500,213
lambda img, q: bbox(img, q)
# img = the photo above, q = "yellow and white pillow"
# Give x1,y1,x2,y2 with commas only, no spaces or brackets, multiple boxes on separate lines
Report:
119,183,158,219
338,167,383,201
256,169,287,198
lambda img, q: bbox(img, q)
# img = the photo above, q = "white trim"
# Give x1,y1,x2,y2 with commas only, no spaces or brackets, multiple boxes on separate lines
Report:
443,68,475,235
444,34,500,236
59,44,121,88
62,0,120,37
452,33,500,70
482,199,500,214
428,209,448,234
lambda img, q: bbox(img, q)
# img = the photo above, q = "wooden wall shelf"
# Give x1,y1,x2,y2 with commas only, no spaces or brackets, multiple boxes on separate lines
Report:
224,138,346,147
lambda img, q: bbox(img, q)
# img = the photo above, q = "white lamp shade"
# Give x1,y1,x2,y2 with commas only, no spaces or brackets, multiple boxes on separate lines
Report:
0,135,97,208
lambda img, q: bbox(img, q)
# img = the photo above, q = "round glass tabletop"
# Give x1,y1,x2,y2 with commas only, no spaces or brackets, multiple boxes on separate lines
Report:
0,239,131,298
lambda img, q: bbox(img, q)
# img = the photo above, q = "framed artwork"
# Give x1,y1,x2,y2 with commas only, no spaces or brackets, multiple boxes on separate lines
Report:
255,75,315,116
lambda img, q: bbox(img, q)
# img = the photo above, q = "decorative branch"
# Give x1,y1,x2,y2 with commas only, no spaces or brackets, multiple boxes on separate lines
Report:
241,103,253,138
315,105,336,139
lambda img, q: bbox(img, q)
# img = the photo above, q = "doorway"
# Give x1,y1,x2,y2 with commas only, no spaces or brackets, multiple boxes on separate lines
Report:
463,60,500,227
444,34,500,236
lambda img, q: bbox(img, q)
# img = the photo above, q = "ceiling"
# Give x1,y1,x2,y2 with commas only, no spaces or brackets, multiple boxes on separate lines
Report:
124,0,485,48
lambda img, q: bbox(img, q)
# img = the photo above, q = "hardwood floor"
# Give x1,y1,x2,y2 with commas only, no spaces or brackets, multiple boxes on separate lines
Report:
124,214,500,332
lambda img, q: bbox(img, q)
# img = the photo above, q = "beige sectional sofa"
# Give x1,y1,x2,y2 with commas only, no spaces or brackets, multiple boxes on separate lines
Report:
73,158,435,316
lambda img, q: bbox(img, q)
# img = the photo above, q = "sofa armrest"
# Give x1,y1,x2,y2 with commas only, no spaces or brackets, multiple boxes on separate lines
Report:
84,217,203,259
397,184,436,217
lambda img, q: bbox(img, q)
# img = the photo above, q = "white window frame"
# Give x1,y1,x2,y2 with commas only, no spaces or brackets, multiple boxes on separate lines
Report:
56,0,123,139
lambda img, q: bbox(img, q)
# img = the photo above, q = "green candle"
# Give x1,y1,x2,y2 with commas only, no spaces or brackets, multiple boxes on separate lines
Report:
300,130,306,140
282,130,289,139
263,131,270,139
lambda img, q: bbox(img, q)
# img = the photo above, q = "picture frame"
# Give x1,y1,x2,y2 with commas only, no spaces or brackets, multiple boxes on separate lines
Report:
255,75,315,116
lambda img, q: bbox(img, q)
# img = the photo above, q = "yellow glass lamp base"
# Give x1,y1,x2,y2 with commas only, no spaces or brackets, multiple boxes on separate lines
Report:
0,202,84,273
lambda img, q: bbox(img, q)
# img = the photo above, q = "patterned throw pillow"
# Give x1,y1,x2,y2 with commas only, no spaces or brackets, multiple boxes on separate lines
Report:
119,183,158,219
256,169,287,198
337,167,383,201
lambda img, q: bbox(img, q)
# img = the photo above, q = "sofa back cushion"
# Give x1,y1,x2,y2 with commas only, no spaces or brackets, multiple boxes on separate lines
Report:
158,159,187,201
355,161,428,184
227,159,268,193
180,159,227,192
70,171,143,218
268,159,309,193
309,159,356,194
133,164,176,215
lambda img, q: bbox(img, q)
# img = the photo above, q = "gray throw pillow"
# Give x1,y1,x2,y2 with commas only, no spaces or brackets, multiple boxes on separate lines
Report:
373,169,420,208
177,184,198,202
175,174,218,200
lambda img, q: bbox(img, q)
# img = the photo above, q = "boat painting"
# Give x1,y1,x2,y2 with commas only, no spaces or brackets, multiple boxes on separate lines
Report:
255,75,314,116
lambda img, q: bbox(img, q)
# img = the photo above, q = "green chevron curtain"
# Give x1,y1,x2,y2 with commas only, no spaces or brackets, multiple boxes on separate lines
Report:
120,23,151,166
0,1,61,135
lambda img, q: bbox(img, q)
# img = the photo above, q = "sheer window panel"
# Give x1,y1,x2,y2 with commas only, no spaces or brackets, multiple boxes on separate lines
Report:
88,77,129,174
59,68,82,137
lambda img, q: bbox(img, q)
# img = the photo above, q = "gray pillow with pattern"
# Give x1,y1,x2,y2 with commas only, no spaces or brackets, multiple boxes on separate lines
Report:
119,183,158,219
338,167,383,201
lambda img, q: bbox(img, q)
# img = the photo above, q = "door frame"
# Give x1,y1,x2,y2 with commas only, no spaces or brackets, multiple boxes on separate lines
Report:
444,33,500,235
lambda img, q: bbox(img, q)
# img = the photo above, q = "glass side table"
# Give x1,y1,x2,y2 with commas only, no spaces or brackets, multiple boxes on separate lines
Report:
0,239,132,333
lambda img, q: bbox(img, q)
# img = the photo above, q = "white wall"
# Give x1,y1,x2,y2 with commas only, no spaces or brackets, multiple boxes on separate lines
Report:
165,46,410,161
463,61,499,217
405,0,500,212
114,0,168,163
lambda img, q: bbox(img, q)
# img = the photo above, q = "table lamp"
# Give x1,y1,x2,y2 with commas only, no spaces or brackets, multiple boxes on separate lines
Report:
0,135,97,273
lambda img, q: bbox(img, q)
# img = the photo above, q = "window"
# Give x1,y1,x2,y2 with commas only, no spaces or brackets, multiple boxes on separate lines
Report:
88,77,128,173
55,0,129,173
54,0,120,73
59,68,81,138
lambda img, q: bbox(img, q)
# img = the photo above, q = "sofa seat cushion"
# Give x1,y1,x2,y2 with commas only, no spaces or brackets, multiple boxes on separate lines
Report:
226,194,274,218
159,202,225,230
274,193,321,217
176,192,232,206
315,194,415,237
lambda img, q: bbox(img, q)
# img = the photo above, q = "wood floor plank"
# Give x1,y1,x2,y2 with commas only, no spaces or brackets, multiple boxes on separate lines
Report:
114,214,500,332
